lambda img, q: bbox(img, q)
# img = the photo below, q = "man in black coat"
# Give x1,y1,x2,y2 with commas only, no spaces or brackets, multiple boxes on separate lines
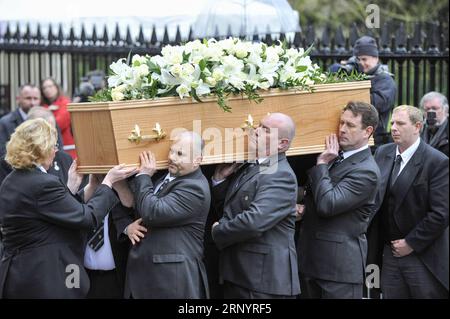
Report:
374,105,448,298
0,85,41,181
420,91,449,157
0,88,64,184
353,36,397,147
297,101,380,299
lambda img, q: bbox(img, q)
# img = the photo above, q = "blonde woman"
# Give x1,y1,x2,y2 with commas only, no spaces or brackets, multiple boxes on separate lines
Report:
0,118,136,298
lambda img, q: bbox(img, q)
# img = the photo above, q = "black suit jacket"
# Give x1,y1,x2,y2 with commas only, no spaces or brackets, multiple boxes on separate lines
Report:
107,204,133,293
298,148,381,284
0,109,24,181
0,109,23,155
0,169,118,298
374,140,449,290
421,118,449,157
124,169,211,298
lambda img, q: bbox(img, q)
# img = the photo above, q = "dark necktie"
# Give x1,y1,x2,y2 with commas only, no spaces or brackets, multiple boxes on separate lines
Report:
390,155,402,186
329,150,344,170
155,178,170,195
87,219,105,252
234,162,258,189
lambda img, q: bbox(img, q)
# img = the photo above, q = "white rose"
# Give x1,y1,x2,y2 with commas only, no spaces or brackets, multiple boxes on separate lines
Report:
162,45,184,65
181,63,195,77
111,87,125,101
218,38,235,52
265,47,280,64
150,55,167,68
250,42,263,56
212,68,225,81
115,84,128,93
190,54,203,64
234,42,249,59
184,39,203,53
285,48,299,59
203,46,223,62
205,77,216,87
274,45,284,55
132,54,147,66
170,64,183,76
136,64,149,77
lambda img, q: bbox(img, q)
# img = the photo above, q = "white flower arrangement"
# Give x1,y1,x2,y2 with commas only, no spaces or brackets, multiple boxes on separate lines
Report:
100,38,327,111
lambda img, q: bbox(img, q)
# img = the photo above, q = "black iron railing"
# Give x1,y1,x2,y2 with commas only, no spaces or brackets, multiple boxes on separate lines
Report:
0,20,448,114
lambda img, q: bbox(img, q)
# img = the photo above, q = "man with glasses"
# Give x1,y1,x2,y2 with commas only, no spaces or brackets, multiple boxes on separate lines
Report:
420,91,449,157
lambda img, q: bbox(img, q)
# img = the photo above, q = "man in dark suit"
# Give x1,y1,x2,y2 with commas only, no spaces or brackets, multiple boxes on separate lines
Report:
0,88,64,184
123,131,211,298
0,84,40,182
420,91,449,157
374,105,448,298
297,101,381,299
211,113,300,299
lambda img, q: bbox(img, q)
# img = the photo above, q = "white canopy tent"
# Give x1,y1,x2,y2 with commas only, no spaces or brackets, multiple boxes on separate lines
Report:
0,0,300,40
193,0,300,38
0,0,207,40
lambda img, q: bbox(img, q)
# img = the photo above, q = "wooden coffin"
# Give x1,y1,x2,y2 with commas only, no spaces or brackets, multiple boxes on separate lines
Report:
68,81,371,173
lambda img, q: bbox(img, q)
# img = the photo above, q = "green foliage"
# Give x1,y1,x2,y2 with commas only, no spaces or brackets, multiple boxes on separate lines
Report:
90,88,112,102
288,0,448,31
321,70,369,83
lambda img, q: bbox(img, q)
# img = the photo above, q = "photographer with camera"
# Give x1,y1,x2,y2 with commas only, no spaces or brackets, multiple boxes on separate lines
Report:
330,36,397,147
420,91,449,157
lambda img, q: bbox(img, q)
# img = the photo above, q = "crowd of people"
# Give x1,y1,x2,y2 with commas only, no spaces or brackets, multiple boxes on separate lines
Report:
0,36,448,299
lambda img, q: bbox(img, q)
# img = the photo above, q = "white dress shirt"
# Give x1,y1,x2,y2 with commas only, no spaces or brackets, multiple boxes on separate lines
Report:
84,213,116,271
18,107,28,121
394,137,421,176
341,144,369,160
35,164,47,173
154,173,176,193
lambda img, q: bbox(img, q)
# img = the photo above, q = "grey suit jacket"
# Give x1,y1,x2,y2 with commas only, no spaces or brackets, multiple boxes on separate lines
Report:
374,141,449,290
212,153,300,296
297,148,380,284
125,168,211,299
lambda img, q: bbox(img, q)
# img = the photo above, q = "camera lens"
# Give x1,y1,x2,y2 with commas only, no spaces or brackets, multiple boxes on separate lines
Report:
426,111,437,126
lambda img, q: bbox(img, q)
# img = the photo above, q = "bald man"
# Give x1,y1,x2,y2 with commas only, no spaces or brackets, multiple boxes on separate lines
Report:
211,112,300,299
124,131,211,299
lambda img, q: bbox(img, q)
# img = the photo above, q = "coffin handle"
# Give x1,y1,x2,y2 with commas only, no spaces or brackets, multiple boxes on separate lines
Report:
240,114,258,130
128,123,167,144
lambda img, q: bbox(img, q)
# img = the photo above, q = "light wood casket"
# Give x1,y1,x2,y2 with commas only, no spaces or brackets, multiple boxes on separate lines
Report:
68,81,371,173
